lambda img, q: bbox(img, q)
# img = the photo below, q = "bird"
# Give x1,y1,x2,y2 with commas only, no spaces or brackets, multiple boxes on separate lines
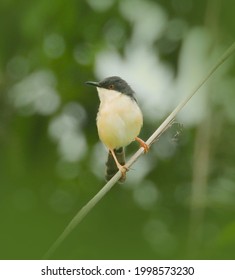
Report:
86,76,149,182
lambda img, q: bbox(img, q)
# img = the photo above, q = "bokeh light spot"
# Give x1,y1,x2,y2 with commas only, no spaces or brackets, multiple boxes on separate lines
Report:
43,33,65,58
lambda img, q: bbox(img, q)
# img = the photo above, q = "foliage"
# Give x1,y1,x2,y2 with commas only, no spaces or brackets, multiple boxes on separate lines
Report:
0,0,235,259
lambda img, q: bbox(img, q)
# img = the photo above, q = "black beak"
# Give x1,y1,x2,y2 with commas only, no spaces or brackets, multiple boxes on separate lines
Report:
85,81,100,87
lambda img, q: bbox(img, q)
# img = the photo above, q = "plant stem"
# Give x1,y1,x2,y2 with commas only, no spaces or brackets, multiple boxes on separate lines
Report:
43,42,235,259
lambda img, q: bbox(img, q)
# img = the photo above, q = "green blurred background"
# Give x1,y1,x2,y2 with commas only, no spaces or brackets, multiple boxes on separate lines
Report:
1,0,235,260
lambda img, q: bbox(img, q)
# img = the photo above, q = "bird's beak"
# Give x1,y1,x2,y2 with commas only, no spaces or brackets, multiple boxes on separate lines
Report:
85,81,100,87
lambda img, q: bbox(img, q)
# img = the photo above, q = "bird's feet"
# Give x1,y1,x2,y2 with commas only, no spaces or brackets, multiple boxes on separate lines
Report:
135,137,149,153
117,163,129,181
110,149,129,181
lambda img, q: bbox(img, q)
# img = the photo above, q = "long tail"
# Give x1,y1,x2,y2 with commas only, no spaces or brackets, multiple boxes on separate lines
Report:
105,147,126,183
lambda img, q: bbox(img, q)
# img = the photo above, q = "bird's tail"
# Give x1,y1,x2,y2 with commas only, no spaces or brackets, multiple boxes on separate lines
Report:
105,147,126,183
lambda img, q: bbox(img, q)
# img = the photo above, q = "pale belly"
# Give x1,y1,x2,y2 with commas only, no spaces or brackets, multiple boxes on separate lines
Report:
97,96,143,149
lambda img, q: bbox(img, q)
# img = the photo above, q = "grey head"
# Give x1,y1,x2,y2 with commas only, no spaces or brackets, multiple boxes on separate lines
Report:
86,76,137,101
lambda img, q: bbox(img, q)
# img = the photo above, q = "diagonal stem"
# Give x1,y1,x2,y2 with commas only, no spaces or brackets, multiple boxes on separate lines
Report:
43,42,235,259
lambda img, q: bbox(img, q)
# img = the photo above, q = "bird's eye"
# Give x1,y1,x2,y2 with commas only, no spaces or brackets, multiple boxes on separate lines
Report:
108,84,114,90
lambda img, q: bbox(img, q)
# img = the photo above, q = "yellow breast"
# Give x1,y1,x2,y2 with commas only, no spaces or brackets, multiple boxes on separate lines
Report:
96,92,143,149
